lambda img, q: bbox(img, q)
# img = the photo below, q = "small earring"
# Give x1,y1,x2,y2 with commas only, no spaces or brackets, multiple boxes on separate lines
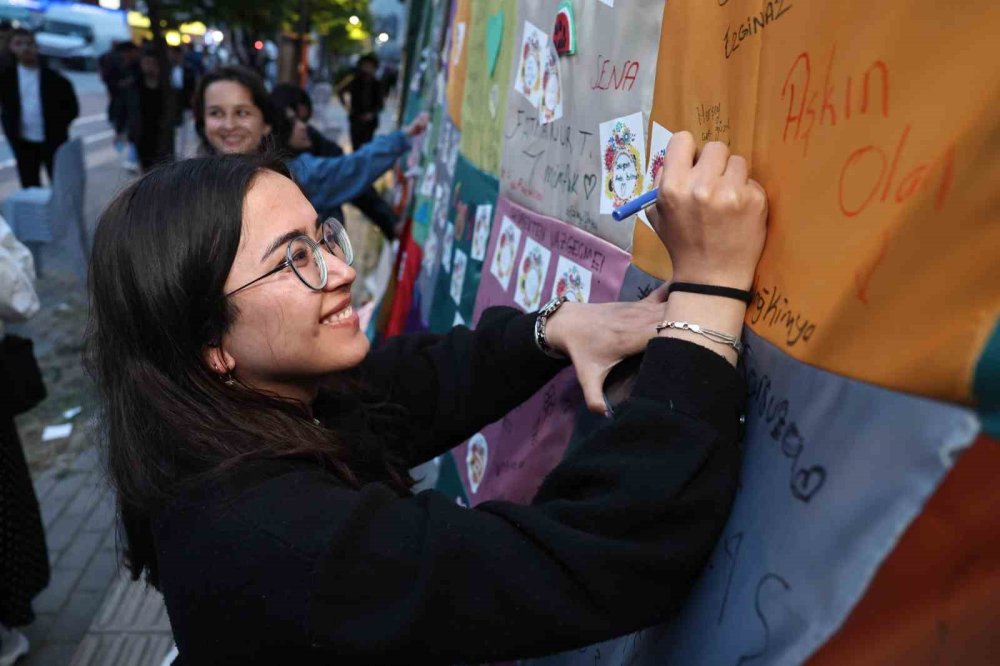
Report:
224,372,235,387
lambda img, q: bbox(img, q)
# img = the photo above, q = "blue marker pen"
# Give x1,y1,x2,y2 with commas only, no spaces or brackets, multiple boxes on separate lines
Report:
611,189,658,222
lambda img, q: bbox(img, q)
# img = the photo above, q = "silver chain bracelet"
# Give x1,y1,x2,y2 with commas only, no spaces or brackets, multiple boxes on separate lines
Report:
654,320,744,354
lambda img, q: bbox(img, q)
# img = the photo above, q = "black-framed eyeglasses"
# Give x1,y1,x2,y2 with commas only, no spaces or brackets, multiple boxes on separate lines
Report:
225,218,354,297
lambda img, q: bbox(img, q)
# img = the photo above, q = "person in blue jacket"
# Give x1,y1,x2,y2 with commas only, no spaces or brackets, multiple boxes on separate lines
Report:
192,65,427,221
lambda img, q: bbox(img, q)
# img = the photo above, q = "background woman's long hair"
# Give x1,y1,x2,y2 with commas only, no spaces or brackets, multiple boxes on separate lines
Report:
85,155,412,586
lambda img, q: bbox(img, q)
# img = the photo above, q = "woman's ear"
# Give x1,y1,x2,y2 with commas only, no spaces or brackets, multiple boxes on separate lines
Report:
203,345,236,377
263,123,272,137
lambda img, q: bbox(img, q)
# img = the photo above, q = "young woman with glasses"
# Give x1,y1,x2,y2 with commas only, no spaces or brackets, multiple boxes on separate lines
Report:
86,132,767,664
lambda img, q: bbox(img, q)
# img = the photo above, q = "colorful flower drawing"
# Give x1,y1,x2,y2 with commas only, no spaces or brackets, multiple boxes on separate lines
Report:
489,216,522,291
644,122,674,190
450,250,467,305
514,238,552,312
466,433,488,494
471,204,493,261
539,43,563,125
551,255,593,304
515,21,547,107
598,112,646,214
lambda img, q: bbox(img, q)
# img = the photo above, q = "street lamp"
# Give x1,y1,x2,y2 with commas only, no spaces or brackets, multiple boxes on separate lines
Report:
348,15,360,25
377,32,389,44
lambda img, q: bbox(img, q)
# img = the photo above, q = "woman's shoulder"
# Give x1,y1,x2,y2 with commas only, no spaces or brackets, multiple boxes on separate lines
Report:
154,457,350,563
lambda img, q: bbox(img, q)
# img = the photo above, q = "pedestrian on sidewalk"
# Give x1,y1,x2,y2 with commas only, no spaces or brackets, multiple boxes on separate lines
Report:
270,83,401,240
0,216,49,666
0,21,14,71
336,53,384,150
0,28,79,188
85,132,767,663
123,46,175,172
193,66,425,230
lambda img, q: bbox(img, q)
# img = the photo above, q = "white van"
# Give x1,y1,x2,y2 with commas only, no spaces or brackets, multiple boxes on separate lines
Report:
35,2,130,70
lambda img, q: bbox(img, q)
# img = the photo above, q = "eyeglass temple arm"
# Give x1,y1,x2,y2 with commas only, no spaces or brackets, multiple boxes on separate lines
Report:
224,261,290,297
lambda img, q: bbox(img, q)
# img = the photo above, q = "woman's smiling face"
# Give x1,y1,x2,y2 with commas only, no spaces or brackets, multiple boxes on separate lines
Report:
213,170,368,403
202,80,272,155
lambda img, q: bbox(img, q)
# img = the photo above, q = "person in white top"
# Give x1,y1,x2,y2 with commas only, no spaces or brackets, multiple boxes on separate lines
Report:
0,215,47,666
0,29,79,188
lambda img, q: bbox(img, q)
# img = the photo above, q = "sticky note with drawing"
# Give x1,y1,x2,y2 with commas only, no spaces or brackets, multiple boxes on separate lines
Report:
599,112,646,214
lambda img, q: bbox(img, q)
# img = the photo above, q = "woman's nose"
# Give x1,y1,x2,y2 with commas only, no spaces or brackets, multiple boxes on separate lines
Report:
322,252,355,290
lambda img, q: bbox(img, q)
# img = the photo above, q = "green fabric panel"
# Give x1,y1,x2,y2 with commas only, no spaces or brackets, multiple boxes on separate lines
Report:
428,154,500,332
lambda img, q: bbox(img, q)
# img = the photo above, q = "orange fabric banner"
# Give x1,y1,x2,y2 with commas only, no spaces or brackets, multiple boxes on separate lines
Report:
634,0,1000,406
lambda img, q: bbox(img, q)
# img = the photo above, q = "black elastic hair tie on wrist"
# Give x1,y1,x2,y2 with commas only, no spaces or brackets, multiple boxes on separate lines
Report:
667,281,754,305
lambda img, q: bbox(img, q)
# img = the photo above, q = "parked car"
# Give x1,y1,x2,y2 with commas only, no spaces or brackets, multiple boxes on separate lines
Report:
35,2,129,70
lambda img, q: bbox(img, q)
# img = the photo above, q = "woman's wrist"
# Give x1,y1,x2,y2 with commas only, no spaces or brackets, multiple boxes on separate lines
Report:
540,301,581,355
656,292,747,366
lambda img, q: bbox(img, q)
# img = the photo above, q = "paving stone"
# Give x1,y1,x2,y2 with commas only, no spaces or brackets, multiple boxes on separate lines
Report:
54,529,104,571
69,447,100,473
48,591,104,645
32,567,80,614
23,640,78,666
21,612,55,646
77,547,120,593
82,495,116,534
40,500,64,529
32,471,58,501
63,479,105,520
43,470,88,505
46,508,87,553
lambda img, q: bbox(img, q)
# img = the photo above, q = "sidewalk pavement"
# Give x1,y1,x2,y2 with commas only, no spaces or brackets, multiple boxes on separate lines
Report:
15,143,175,666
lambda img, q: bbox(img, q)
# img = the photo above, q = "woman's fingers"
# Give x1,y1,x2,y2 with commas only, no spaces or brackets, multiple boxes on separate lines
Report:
694,141,730,177
724,154,748,183
662,131,697,185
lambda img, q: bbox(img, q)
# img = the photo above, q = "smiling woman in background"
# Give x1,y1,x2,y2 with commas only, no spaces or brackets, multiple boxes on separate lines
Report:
87,131,767,664
192,65,426,228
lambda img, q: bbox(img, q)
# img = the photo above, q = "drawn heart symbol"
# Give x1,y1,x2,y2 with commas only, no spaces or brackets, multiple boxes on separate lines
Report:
583,174,597,199
790,465,826,502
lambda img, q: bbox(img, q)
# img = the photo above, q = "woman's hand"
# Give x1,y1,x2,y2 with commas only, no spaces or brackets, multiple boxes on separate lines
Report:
645,132,769,365
404,112,430,137
646,132,767,290
545,284,670,414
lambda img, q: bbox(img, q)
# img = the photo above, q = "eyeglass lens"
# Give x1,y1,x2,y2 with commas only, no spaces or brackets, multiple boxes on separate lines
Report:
288,237,326,289
323,219,354,267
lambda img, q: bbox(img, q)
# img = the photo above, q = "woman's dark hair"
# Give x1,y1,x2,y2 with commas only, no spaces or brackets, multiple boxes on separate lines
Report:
192,65,289,154
86,154,412,586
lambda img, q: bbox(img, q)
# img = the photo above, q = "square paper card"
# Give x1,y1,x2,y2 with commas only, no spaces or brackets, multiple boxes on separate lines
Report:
513,237,552,312
599,111,646,214
450,250,468,305
471,204,493,261
550,255,593,304
514,21,548,108
489,215,522,291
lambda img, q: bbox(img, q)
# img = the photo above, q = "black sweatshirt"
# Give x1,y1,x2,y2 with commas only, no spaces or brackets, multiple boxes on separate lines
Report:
153,307,744,665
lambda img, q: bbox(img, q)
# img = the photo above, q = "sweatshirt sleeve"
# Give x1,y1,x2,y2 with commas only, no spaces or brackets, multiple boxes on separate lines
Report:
319,339,742,663
289,131,409,215
160,338,744,664
355,306,568,465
